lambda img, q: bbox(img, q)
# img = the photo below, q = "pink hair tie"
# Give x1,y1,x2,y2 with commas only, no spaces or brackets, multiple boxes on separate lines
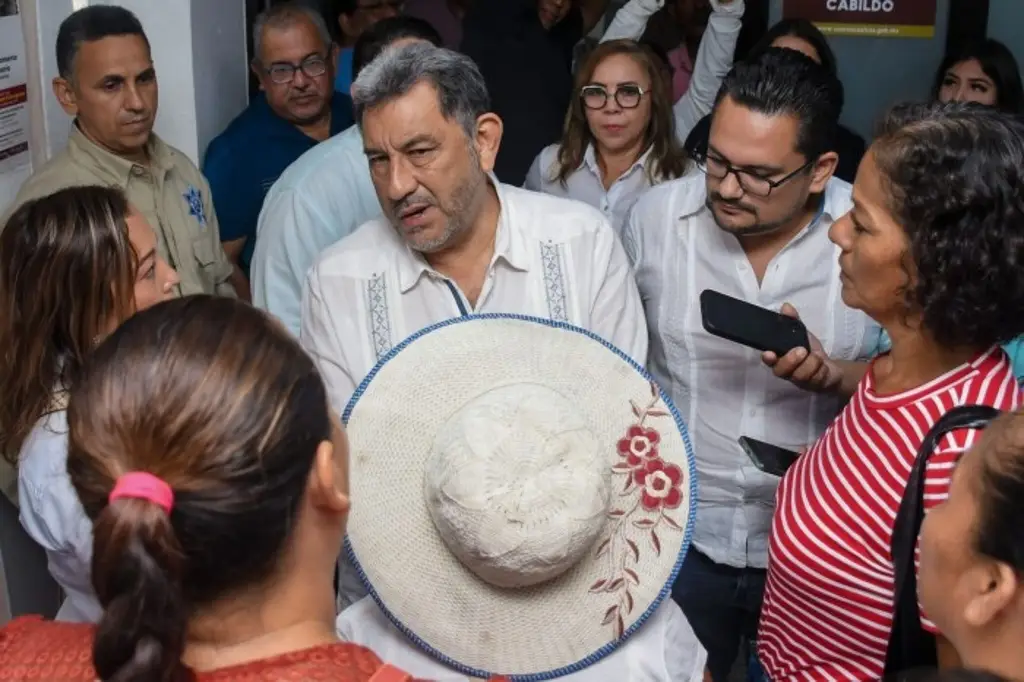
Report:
109,472,174,514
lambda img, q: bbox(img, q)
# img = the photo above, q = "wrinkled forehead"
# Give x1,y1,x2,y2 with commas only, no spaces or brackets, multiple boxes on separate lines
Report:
361,80,466,147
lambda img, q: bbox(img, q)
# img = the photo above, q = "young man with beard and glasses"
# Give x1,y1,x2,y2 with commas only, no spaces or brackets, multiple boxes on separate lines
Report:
5,6,236,298
203,3,353,298
252,16,442,337
299,40,647,531
621,48,879,682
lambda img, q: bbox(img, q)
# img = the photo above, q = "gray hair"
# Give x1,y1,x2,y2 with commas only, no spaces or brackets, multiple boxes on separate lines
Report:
351,42,491,140
252,2,332,65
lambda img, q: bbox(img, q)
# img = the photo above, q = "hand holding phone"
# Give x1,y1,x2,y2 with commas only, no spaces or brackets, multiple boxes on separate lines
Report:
760,303,844,394
700,290,810,357
739,437,801,477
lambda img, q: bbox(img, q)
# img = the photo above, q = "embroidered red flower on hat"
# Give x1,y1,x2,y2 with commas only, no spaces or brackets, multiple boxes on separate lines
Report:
634,458,684,511
616,425,661,467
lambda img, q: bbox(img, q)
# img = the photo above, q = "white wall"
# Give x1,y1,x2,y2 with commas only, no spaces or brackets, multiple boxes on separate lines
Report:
0,0,248,216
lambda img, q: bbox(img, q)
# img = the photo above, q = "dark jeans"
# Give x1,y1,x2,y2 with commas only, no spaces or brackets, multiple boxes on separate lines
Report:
672,549,767,682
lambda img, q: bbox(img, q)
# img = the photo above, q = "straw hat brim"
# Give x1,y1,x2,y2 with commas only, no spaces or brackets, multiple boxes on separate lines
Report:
343,314,696,680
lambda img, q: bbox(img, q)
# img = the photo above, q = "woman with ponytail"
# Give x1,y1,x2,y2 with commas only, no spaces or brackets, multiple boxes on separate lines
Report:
0,296,421,681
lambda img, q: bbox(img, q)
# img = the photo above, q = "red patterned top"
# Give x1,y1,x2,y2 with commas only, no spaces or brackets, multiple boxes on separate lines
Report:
0,616,419,681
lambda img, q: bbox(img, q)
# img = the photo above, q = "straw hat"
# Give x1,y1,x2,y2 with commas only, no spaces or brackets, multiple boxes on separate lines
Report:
343,314,696,680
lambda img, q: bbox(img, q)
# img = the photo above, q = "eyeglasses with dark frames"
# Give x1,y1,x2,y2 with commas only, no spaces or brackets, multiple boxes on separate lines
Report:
694,152,814,198
580,84,647,110
265,55,329,85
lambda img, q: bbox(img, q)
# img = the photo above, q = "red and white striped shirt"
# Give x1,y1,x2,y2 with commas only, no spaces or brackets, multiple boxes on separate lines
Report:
757,347,1021,681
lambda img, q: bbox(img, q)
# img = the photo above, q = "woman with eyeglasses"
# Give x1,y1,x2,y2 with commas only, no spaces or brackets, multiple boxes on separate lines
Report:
525,40,690,234
523,2,742,229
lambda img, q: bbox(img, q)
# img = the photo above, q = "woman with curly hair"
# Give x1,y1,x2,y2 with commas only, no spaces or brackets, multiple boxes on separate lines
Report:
756,102,1024,680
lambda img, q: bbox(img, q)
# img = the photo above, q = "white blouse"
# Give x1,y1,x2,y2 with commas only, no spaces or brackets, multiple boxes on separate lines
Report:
17,409,100,622
337,596,707,681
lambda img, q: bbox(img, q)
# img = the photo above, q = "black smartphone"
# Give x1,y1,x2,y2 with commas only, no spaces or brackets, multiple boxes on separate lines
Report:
700,289,810,357
739,436,801,477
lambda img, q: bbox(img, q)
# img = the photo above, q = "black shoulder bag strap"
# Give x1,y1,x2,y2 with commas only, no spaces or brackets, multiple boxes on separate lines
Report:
883,405,1001,676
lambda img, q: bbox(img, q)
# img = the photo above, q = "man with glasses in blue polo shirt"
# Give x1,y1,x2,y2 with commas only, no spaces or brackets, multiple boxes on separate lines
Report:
203,2,353,297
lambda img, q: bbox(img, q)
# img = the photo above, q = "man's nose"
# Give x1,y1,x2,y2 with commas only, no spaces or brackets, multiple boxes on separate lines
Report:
716,170,744,199
386,157,418,202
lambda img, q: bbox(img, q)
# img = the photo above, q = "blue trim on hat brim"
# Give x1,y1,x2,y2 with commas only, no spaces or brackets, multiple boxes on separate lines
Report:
342,313,698,681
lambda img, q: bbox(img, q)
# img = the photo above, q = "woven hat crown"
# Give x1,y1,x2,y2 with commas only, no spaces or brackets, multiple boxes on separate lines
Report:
425,383,610,588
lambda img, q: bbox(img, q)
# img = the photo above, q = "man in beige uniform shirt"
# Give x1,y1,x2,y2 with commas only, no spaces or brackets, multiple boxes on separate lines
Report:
6,5,237,298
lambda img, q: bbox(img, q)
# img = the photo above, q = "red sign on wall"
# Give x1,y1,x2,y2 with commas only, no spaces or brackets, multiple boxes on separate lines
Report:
782,0,939,38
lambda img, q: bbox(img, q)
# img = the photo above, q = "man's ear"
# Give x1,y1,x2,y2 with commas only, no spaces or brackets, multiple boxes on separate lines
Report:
52,76,78,117
474,112,503,175
250,61,267,92
809,151,839,194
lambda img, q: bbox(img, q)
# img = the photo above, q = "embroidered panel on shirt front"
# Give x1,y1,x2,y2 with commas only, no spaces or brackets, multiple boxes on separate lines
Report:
366,273,392,361
540,242,569,322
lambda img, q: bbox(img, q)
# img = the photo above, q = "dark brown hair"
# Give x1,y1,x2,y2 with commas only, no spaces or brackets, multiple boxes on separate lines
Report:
0,186,137,467
553,39,688,187
66,295,331,682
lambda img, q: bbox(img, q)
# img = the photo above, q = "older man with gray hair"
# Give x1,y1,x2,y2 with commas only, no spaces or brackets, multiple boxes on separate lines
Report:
300,42,647,433
203,1,353,295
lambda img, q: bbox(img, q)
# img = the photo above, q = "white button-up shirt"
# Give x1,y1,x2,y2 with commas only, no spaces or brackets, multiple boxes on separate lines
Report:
526,146,658,237
301,181,649,418
251,125,381,337
622,175,878,568
337,597,707,682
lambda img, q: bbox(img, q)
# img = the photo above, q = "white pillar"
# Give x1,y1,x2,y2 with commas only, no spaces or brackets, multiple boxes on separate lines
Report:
0,0,248,214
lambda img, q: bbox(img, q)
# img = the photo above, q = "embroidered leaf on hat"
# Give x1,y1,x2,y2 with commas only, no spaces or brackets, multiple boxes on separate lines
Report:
608,578,624,591
632,518,656,529
607,509,626,518
595,538,611,558
630,400,641,419
626,539,639,563
615,614,625,640
661,513,683,531
624,590,635,614
602,605,619,625
650,530,661,555
589,579,608,592
624,568,639,585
